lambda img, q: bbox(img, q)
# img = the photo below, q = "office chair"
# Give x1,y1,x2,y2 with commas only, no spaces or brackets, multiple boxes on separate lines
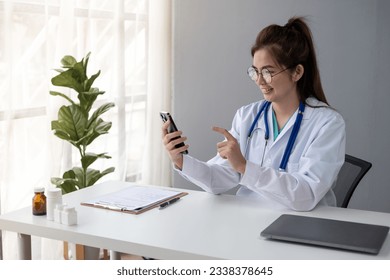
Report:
333,154,372,208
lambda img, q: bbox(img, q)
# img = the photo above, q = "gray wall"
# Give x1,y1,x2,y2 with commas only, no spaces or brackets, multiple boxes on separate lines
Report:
172,0,390,213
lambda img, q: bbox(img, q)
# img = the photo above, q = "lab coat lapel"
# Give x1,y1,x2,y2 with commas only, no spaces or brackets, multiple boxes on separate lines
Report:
254,106,267,132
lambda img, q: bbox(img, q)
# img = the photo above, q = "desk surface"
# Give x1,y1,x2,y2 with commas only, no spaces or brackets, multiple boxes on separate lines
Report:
1,181,390,259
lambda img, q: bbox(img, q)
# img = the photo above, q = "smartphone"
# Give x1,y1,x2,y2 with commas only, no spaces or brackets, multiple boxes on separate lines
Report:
160,111,188,154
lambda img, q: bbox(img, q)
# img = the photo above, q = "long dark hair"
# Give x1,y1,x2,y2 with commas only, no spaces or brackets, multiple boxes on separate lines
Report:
251,17,328,105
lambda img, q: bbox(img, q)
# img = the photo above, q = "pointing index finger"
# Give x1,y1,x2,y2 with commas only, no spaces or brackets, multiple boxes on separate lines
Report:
212,126,235,141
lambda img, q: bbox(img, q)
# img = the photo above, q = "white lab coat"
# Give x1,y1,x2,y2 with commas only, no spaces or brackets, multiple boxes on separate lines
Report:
176,97,346,211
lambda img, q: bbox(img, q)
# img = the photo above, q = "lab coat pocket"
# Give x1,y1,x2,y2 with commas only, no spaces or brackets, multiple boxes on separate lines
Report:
287,162,299,172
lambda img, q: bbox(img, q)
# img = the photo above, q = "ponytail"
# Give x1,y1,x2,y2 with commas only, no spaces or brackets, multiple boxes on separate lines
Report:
251,17,328,105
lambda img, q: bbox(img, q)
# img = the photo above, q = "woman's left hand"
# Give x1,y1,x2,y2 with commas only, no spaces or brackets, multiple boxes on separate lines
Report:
212,127,246,174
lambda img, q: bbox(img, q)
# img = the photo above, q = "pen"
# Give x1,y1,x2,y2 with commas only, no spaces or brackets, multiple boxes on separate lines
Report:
159,197,180,210
105,205,126,211
95,202,126,211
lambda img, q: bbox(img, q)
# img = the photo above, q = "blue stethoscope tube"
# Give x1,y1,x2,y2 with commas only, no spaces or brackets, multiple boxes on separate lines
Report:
246,101,305,171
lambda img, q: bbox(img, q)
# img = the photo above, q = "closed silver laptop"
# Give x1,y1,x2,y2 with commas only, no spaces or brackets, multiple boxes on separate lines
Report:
261,214,389,255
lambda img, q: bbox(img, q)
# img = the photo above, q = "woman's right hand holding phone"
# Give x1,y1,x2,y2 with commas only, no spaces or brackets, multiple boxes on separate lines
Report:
162,120,189,170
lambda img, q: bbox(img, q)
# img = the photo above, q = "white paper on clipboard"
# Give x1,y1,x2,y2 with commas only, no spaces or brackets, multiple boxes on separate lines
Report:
81,185,186,213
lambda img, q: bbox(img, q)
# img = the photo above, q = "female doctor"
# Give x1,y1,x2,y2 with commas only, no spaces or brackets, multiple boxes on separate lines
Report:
162,17,346,211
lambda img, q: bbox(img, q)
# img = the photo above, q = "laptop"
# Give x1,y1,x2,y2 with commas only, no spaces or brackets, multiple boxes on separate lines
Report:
260,214,389,255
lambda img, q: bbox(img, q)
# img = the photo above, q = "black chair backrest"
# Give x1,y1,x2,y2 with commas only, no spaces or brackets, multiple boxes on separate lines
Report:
333,154,372,208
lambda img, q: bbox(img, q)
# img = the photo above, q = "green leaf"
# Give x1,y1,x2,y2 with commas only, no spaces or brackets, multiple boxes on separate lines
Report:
101,166,115,176
95,120,112,134
60,180,78,194
51,120,71,141
63,169,76,179
85,169,100,187
57,105,87,141
49,91,76,105
50,177,78,194
61,55,77,68
81,152,111,170
50,177,63,186
78,88,104,113
73,60,88,84
81,154,97,170
51,68,85,93
82,52,91,73
53,130,72,141
87,102,115,128
72,167,85,188
85,167,115,187
51,56,88,94
85,70,101,91
81,119,112,146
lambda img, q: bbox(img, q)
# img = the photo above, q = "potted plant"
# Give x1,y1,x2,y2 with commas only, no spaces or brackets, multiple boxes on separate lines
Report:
50,52,115,194
49,52,115,259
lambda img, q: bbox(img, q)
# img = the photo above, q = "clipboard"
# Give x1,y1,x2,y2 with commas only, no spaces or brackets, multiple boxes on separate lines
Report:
81,185,188,215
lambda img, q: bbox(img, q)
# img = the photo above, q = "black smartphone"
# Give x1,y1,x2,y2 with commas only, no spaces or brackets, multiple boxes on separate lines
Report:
160,111,188,154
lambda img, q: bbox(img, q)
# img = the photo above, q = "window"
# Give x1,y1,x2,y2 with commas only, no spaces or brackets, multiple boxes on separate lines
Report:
1,0,174,260
0,0,155,260
0,0,149,195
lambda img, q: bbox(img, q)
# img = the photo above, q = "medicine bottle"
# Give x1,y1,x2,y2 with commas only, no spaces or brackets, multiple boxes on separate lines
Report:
32,187,47,216
61,206,78,226
46,188,63,221
54,203,66,224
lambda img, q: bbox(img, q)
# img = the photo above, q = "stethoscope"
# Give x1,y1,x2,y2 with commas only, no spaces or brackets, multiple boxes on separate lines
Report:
245,101,305,171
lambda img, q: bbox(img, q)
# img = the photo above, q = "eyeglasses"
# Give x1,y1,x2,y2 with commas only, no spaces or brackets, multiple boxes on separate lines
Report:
247,66,291,84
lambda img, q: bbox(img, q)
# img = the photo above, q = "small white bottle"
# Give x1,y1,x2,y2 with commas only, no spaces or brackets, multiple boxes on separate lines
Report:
61,206,78,225
54,203,66,223
46,188,63,221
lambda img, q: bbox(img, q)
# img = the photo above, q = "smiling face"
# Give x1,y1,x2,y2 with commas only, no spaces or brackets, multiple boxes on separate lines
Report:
252,48,300,107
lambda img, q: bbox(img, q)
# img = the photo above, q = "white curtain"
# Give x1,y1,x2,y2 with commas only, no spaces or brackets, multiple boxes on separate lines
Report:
141,0,172,186
0,0,172,259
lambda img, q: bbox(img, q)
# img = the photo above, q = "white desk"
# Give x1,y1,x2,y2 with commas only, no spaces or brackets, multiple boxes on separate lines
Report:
1,181,390,260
